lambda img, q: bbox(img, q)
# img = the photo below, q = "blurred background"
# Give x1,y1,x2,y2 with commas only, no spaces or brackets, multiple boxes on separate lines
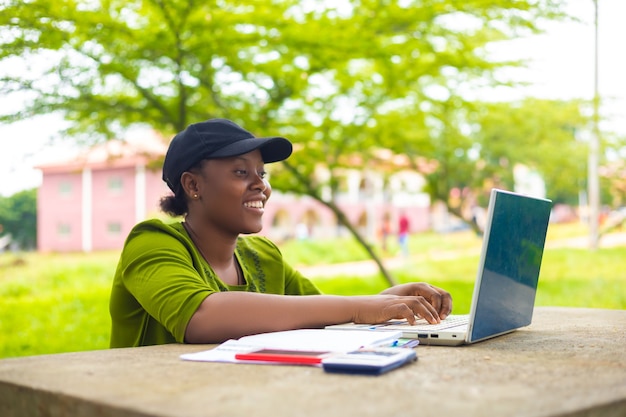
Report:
0,0,624,358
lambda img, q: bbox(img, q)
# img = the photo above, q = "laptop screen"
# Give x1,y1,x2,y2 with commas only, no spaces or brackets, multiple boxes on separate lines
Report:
468,189,552,343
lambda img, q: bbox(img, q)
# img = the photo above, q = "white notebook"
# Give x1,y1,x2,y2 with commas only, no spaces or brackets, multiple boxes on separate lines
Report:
180,329,402,363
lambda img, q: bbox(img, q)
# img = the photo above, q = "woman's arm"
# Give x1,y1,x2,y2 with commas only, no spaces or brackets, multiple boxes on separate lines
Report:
184,291,443,344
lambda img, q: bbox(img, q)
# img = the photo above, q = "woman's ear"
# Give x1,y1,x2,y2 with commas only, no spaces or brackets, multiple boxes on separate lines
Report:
180,172,200,200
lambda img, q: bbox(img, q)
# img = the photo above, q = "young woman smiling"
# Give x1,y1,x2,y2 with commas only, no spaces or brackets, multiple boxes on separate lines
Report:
109,118,452,348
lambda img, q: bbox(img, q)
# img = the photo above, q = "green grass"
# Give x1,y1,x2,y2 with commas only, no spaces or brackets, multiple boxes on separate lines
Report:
0,252,118,358
1,223,624,359
311,247,626,314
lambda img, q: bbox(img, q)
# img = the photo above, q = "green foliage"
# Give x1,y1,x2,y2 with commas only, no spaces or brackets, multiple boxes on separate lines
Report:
0,0,306,138
0,188,37,250
2,0,614,210
1,0,571,154
471,99,590,205
372,94,595,222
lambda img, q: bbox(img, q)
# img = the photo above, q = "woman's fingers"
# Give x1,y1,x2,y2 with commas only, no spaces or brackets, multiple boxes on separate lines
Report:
409,296,440,324
383,296,441,324
428,289,453,320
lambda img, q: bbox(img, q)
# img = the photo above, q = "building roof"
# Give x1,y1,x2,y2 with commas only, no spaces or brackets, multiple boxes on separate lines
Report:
36,130,168,174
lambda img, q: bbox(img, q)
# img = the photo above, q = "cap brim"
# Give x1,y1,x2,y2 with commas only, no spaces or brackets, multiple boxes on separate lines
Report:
209,136,292,163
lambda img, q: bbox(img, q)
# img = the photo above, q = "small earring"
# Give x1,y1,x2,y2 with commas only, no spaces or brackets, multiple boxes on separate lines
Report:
193,194,198,199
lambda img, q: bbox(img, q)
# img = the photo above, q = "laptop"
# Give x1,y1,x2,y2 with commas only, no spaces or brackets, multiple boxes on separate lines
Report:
326,188,553,346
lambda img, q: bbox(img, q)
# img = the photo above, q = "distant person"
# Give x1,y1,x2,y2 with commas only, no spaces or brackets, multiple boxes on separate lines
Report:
471,204,486,236
398,211,410,257
109,119,452,347
379,213,392,253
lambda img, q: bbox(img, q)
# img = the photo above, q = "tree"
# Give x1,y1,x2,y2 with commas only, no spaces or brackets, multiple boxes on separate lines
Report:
0,189,37,250
472,99,591,202
367,96,594,234
1,0,572,284
599,128,626,210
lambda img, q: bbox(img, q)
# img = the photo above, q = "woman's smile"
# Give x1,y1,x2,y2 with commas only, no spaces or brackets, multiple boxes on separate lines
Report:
243,199,265,210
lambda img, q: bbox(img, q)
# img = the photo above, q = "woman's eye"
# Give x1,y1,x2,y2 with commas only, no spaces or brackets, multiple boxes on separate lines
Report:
234,169,266,178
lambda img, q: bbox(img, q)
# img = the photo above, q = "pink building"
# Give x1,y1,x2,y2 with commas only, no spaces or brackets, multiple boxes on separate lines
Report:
36,134,431,252
36,134,170,252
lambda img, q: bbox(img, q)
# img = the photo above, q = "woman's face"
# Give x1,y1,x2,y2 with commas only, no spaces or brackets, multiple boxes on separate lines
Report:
192,149,271,236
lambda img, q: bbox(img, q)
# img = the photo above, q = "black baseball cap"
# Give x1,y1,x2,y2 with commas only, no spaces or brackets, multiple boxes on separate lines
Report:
162,118,293,192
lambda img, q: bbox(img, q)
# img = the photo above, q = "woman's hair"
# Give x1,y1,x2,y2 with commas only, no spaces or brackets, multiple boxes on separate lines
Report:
159,160,205,217
159,189,188,217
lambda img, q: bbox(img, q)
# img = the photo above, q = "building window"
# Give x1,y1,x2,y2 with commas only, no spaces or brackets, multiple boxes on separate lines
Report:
57,223,71,239
108,177,123,193
107,222,122,236
58,182,72,197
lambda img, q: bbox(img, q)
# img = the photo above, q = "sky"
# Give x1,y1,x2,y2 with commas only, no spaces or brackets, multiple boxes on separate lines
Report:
1,0,625,197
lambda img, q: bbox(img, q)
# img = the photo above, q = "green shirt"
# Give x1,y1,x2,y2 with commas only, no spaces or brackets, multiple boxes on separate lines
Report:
109,219,321,348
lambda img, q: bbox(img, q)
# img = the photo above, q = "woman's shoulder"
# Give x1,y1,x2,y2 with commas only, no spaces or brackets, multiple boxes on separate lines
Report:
125,218,186,247
130,218,182,232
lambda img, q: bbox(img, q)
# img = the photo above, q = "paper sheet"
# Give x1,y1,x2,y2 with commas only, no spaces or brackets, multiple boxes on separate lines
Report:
180,329,402,363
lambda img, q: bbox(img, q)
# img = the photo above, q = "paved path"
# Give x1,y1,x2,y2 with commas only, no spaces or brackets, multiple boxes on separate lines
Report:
298,231,626,278
546,230,626,249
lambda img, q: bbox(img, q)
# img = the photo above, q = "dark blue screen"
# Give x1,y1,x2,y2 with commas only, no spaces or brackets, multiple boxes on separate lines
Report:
469,190,552,343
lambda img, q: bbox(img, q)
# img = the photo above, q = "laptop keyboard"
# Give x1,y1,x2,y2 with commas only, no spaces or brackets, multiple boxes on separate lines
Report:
411,314,470,330
376,314,470,330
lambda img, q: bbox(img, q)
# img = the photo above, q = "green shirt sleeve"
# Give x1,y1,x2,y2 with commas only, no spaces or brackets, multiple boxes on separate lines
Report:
109,220,214,347
109,219,321,348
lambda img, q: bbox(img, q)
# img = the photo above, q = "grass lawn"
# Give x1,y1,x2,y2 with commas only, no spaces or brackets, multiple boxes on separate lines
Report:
0,222,624,359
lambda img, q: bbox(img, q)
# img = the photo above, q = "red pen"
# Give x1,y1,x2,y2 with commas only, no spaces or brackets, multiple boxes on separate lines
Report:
234,349,331,365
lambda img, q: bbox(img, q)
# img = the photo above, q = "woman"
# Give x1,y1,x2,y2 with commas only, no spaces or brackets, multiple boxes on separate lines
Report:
109,118,452,348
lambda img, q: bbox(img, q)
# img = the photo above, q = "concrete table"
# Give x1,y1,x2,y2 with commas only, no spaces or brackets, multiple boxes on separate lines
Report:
0,307,625,417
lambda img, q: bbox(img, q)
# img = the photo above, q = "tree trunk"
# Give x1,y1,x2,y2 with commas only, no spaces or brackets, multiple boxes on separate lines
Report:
283,162,398,288
314,196,399,287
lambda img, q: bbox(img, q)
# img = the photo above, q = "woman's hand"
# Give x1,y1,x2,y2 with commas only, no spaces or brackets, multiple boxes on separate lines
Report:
350,290,450,325
379,282,453,321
